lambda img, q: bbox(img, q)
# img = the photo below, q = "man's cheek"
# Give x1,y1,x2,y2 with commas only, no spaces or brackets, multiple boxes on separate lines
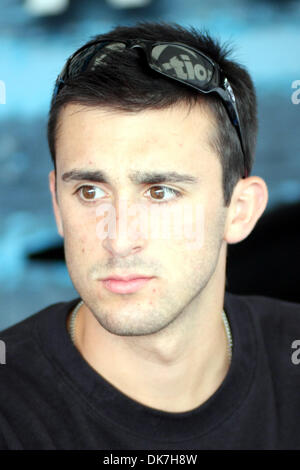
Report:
182,203,205,251
63,228,88,258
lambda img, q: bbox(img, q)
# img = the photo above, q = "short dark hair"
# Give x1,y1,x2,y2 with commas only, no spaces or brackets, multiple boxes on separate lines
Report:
47,21,258,206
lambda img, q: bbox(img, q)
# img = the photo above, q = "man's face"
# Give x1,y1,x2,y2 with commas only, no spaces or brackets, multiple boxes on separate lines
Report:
50,103,228,336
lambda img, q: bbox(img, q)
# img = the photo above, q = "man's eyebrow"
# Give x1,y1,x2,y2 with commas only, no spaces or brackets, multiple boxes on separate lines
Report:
61,169,199,185
62,170,111,184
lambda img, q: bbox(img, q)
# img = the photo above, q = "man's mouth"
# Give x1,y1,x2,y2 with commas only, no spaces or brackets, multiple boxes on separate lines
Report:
101,275,155,294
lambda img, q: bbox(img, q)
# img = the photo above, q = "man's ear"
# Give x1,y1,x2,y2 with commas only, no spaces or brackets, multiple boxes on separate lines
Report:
49,170,64,238
224,176,268,244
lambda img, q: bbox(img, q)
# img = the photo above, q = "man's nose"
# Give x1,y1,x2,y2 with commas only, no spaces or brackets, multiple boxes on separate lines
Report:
96,198,148,258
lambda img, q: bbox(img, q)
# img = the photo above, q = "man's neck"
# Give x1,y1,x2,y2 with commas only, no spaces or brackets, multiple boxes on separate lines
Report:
70,291,230,413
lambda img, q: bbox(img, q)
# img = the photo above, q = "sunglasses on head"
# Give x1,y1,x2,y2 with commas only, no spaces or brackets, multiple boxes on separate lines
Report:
53,39,247,178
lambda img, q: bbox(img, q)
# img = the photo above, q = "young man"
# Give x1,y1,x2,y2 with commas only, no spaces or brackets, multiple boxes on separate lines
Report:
0,22,299,450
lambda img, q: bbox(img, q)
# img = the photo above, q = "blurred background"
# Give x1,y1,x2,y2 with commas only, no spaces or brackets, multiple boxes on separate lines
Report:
0,0,299,330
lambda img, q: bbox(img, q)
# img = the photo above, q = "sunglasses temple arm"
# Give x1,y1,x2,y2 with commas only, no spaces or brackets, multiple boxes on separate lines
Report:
215,87,247,178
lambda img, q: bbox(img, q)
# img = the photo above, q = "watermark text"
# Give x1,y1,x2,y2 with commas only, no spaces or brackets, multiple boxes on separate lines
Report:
95,201,205,250
0,80,6,104
0,340,6,364
291,80,300,104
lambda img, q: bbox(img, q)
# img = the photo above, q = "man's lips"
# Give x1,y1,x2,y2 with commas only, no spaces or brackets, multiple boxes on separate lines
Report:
101,275,155,294
102,274,153,282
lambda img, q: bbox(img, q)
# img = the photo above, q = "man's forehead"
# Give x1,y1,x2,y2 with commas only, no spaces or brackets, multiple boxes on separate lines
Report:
57,101,216,135
55,101,219,170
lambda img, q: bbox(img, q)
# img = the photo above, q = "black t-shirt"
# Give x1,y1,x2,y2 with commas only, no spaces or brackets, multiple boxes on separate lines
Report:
0,292,300,450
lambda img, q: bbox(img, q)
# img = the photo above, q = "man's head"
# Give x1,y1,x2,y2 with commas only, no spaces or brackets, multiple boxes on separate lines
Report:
48,22,258,206
48,22,268,337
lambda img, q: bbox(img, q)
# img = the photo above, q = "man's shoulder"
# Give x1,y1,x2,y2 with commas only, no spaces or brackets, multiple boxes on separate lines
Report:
0,298,79,363
226,290,300,322
226,291,300,367
0,298,78,339
0,298,80,449
226,291,300,339
0,298,79,399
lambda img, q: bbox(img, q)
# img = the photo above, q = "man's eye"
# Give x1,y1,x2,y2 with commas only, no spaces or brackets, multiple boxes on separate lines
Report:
145,186,182,203
74,185,181,204
76,185,105,201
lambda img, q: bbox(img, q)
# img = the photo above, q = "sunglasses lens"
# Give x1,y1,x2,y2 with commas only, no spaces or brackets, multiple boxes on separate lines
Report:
68,46,97,76
150,44,216,89
68,42,127,78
